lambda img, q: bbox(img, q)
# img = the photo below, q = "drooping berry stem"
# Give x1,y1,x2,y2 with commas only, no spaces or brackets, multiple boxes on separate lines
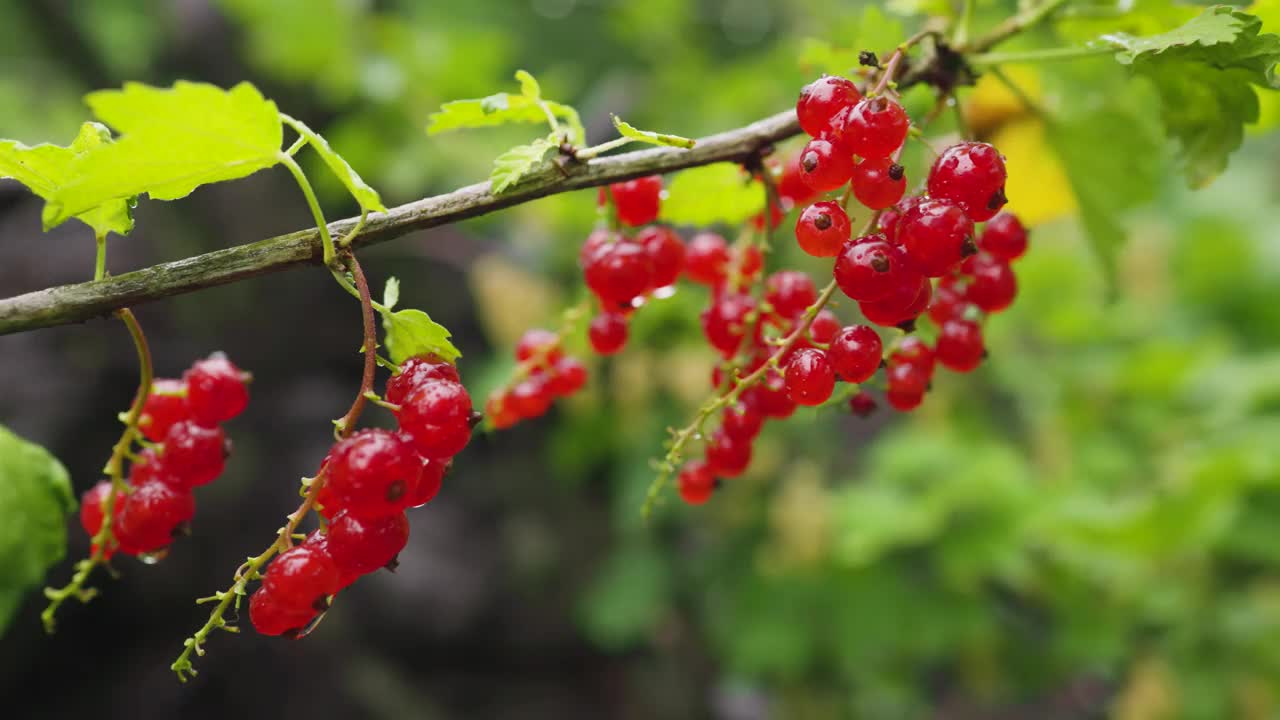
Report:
334,255,379,438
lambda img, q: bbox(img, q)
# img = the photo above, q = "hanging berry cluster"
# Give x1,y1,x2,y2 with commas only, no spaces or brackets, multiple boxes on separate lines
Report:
246,354,474,637
79,353,249,558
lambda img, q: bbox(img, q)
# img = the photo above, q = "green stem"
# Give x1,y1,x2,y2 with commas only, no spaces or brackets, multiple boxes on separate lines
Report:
286,135,308,156
574,136,634,161
968,44,1114,66
967,0,1074,53
93,233,107,281
989,67,1049,118
280,154,336,267
955,0,976,46
337,210,367,249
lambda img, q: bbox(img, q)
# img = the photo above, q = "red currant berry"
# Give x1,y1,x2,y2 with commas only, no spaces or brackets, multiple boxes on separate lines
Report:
678,460,717,505
886,360,931,397
886,388,924,412
841,96,909,160
163,421,228,488
736,245,764,281
858,275,932,327
128,447,167,487
898,199,975,277
828,325,883,383
588,312,629,355
139,379,189,443
263,545,341,612
878,195,923,244
890,336,936,373
397,379,474,459
936,319,985,373
636,225,685,288
979,212,1028,261
798,138,854,192
547,356,588,396
701,292,758,357
407,456,447,508
961,254,1017,313
777,153,821,209
705,429,752,478
785,348,835,406
809,309,841,344
485,393,520,430
928,277,972,324
794,201,851,259
508,373,554,419
303,531,360,590
850,157,907,210
797,76,862,138
80,481,119,558
609,175,663,227
743,370,796,419
927,142,1007,221
765,270,818,319
385,355,460,406
583,240,653,309
515,329,562,364
834,237,917,302
325,429,422,518
579,229,613,266
249,587,316,637
722,401,764,440
114,482,196,554
685,233,731,285
326,510,410,576
849,391,878,417
183,353,249,426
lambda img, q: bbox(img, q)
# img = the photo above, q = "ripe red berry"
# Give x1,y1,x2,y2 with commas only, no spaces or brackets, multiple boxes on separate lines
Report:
936,319,985,372
962,253,1018,312
128,447,167,487
397,379,474,459
743,371,796,419
114,481,196,554
834,237,918,302
579,229,613,266
139,379,189,443
828,325,883,383
677,460,717,505
701,292,758,357
515,329,562,364
407,456,447,508
583,240,653,308
809,309,841,344
485,393,519,429
609,175,663,227
547,356,588,396
979,212,1028,261
263,545,342,612
765,270,818,319
794,201,851,258
859,275,932,327
886,388,924,412
850,157,907,210
303,531,360,590
849,391,878,417
890,336,936,373
183,353,249,426
385,355,461,406
588,312,629,355
636,225,685,288
705,429,752,478
927,142,1007,221
928,278,972,324
326,510,410,576
797,76,862,138
508,373,554,419
878,195,922,244
163,421,228,488
785,349,835,406
886,361,930,397
736,245,764,281
80,481,119,558
841,96,910,160
776,153,821,210
249,587,316,637
898,199,975,277
798,138,854,192
325,429,422,518
685,233,731,285
722,401,764,440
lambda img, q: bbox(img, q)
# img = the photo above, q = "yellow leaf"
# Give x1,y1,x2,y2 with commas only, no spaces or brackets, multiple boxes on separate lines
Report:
990,118,1077,226
964,66,1041,137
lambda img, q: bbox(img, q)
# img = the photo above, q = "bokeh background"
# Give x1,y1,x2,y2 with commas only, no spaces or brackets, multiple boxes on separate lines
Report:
2,0,1280,718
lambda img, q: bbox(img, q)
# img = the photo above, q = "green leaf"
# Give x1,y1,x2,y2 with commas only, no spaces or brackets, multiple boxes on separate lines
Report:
426,71,585,146
1104,7,1280,187
0,122,135,236
47,81,284,225
382,276,400,310
0,425,73,634
611,115,695,149
489,137,554,194
280,114,386,213
515,69,541,100
660,163,763,226
799,6,905,75
380,307,461,364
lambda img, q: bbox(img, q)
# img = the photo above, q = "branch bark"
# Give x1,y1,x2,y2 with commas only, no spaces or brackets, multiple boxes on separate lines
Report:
0,109,800,335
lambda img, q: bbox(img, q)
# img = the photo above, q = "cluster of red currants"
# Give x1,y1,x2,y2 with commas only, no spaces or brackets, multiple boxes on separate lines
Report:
248,354,474,637
485,329,588,429
79,353,249,557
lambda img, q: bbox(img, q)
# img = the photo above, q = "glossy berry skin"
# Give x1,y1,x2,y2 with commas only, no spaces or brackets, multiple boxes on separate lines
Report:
579,229,613,267
785,349,836,406
684,232,731,285
809,309,841,344
583,240,652,308
744,371,796,419
834,237,917,302
850,157,907,210
326,429,422,518
765,271,818,319
928,278,972,324
486,393,520,430
263,545,342,612
898,199,975,277
636,226,685,288
385,355,460,405
397,379,473,459
886,361,931,397
508,374,553,419
250,588,316,637
891,336,937,373
886,388,924,412
797,76,861,138
927,142,1007,221
80,481,119,558
936,319,985,373
547,357,588,396
828,325,883,383
705,429,752,478
979,212,1028,261
795,201,851,258
408,456,447,508
114,482,196,554
326,510,410,576
798,138,854,192
701,293,758,357
163,421,227,488
588,312,629,355
139,379,189,443
515,329,562,364
879,195,922,244
722,402,764,441
678,460,717,506
128,448,167,487
183,353,249,426
609,175,663,227
962,254,1018,313
841,97,910,160
859,275,932,327
735,245,764,282
849,391,878,417
777,153,821,210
